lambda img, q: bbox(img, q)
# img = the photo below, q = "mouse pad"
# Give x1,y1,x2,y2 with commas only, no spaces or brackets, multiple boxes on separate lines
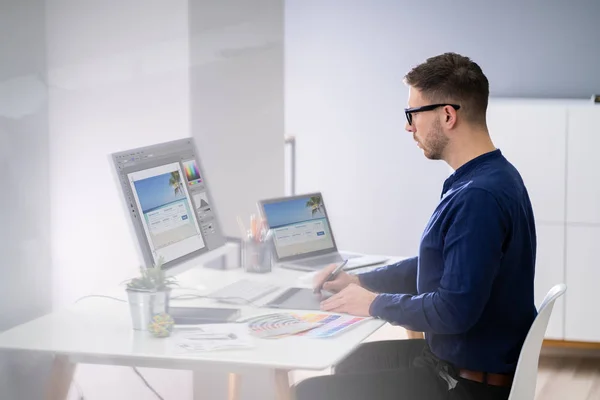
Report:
265,287,333,310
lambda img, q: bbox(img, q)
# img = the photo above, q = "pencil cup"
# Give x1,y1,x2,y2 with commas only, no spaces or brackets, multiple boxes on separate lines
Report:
242,237,272,273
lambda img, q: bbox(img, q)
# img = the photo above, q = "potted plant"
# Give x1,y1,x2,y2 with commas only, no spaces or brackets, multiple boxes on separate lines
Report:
125,257,177,330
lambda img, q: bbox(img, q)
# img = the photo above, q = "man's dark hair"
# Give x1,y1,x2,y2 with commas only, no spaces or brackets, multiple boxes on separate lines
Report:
404,52,489,126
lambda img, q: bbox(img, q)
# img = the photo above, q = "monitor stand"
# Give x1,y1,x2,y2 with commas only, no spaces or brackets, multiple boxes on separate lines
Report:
165,240,241,277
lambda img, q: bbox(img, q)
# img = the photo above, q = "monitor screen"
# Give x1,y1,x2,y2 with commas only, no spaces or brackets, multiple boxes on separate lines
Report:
261,194,335,259
111,138,225,269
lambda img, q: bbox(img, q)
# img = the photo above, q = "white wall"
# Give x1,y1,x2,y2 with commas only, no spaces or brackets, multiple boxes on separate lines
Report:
47,0,191,308
284,0,600,257
189,0,285,239
285,1,449,257
0,0,54,398
1,0,51,332
46,1,193,398
286,0,600,100
46,1,284,398
46,0,285,304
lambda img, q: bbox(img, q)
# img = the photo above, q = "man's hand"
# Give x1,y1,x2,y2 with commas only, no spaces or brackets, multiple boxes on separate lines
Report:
320,283,378,317
313,263,360,294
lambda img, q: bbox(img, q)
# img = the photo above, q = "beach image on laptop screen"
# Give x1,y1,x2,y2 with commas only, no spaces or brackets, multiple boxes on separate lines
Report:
262,195,335,259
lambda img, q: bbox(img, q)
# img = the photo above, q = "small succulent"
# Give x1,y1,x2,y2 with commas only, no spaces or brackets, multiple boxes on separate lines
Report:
126,257,178,292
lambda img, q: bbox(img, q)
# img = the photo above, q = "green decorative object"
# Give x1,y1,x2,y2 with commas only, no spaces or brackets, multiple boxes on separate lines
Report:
148,312,175,338
126,257,178,292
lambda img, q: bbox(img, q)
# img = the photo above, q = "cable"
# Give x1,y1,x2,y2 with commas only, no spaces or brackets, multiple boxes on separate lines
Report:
74,295,127,304
73,379,85,400
132,366,165,400
74,292,261,307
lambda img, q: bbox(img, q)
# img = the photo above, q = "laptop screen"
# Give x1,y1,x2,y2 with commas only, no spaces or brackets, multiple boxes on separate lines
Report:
262,194,335,259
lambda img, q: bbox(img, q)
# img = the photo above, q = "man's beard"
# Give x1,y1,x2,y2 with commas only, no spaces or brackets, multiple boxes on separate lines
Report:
421,119,448,160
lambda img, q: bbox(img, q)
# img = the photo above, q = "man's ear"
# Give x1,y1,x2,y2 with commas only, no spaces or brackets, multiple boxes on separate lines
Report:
444,105,458,129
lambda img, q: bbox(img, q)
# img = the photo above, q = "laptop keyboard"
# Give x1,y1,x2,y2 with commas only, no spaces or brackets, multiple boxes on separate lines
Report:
294,254,344,267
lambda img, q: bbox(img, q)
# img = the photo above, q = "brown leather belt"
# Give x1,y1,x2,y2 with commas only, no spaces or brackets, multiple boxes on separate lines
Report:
458,369,514,387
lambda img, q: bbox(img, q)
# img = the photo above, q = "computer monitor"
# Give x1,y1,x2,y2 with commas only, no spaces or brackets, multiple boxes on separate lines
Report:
111,138,226,270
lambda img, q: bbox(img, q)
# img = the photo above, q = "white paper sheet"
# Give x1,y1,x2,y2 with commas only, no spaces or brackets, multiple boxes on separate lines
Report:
170,324,255,352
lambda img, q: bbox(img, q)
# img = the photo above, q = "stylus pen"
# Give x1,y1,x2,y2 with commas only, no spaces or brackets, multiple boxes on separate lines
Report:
314,259,349,293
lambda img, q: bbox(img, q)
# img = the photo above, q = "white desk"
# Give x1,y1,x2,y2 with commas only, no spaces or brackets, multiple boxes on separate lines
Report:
0,257,399,400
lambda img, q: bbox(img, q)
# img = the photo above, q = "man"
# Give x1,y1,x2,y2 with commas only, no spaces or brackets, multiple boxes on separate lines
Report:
293,52,537,400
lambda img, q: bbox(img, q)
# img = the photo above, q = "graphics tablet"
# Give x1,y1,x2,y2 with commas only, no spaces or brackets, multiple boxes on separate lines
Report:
265,287,333,311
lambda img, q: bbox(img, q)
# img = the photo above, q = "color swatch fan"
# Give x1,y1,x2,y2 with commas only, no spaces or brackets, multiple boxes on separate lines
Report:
293,313,368,338
245,313,321,339
244,312,369,339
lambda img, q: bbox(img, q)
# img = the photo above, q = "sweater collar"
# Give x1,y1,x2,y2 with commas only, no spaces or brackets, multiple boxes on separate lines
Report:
442,149,502,194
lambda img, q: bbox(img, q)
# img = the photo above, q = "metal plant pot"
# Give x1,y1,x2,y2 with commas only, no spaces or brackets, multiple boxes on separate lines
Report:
126,289,171,330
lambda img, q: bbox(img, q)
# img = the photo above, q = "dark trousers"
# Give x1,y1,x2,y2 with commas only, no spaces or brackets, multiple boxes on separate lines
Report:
293,339,511,400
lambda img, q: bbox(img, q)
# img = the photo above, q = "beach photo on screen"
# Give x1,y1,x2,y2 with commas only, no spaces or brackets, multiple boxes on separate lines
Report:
263,195,335,258
132,168,200,250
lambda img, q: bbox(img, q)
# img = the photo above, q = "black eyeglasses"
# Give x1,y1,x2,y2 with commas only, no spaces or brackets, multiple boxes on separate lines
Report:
404,104,461,126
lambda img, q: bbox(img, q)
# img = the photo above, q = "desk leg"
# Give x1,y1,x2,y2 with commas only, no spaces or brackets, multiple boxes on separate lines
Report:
46,355,76,400
193,370,229,400
274,369,291,400
228,373,241,400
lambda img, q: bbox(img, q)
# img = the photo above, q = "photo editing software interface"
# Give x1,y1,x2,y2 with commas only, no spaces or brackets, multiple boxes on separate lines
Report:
262,195,335,259
112,138,225,268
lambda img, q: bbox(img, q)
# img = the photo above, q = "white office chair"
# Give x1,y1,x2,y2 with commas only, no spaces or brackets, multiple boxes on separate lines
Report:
507,283,567,400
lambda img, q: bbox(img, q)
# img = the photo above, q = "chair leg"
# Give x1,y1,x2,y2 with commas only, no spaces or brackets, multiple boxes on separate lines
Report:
46,355,76,400
228,373,241,400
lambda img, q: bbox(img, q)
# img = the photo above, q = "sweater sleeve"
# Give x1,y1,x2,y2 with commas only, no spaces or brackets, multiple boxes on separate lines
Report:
368,189,506,334
357,256,418,295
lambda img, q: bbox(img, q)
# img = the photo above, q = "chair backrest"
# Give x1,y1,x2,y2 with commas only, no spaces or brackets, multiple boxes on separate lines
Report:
508,283,567,400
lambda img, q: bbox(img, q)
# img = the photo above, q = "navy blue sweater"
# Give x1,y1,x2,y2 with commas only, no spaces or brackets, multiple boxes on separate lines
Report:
360,149,537,374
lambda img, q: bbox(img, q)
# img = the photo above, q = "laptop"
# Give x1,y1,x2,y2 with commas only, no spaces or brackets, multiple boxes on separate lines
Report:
258,193,388,272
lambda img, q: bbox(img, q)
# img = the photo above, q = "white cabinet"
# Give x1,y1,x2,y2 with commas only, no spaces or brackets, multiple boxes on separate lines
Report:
566,107,600,225
487,102,567,224
487,101,600,342
535,223,565,340
563,106,600,343
485,103,600,342
565,226,600,342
